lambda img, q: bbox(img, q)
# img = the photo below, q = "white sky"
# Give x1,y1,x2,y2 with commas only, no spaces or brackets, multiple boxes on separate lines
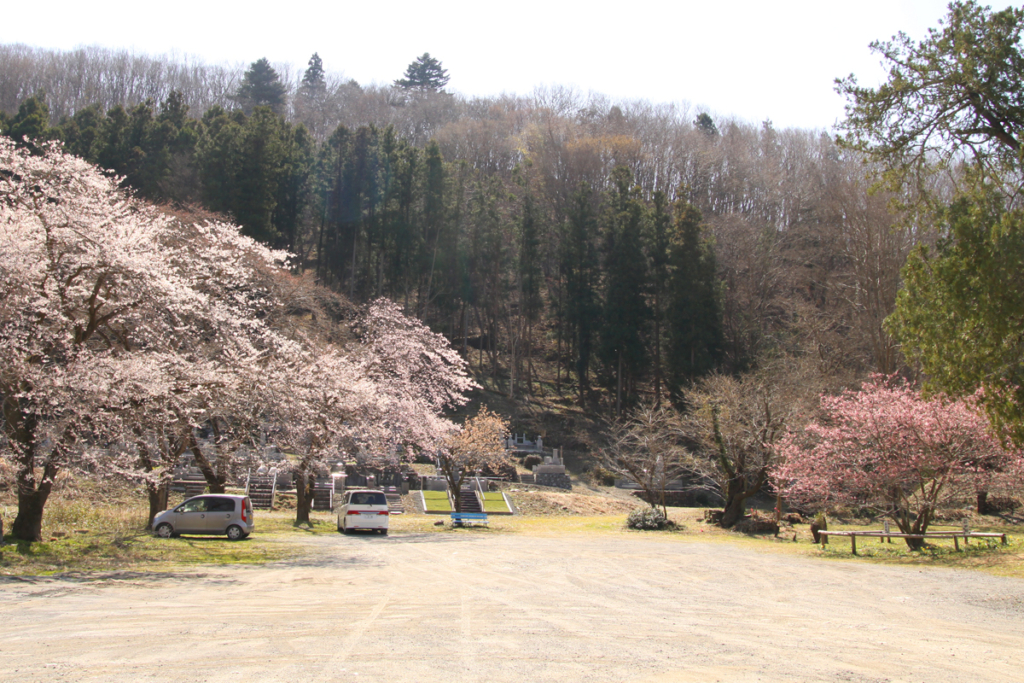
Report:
1,1,1015,131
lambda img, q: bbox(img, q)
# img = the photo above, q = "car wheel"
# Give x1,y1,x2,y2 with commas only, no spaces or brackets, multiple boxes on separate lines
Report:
155,523,174,539
379,529,388,536
226,525,244,541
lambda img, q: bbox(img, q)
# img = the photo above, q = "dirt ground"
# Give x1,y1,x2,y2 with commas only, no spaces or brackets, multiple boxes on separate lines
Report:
2,529,1023,683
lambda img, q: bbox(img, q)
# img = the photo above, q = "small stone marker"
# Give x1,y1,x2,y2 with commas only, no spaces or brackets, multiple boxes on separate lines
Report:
883,520,891,543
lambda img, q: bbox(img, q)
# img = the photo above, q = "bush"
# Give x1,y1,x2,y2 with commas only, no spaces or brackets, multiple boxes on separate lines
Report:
627,507,668,530
986,495,1022,513
703,509,724,524
591,465,616,486
523,455,543,470
733,511,779,535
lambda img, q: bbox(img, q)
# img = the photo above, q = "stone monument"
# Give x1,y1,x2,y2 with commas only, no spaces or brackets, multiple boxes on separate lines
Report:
533,448,572,490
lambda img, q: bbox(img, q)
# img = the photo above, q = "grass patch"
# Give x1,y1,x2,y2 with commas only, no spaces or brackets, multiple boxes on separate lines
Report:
0,501,343,577
482,492,512,513
806,519,1024,577
422,490,452,512
4,490,1022,579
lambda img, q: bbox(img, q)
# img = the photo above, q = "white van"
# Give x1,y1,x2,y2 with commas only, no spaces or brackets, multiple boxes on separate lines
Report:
338,490,389,535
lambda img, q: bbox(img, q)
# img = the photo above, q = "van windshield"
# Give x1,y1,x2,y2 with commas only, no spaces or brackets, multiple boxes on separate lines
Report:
350,492,386,506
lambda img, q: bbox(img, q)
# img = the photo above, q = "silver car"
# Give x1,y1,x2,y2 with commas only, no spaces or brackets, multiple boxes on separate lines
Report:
153,494,254,540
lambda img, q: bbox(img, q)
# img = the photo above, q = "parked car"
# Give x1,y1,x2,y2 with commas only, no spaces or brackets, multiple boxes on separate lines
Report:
153,494,254,540
338,490,389,535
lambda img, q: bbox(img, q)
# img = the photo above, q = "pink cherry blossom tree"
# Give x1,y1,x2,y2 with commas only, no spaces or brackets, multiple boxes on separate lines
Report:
1,139,484,539
276,300,477,525
0,138,288,539
774,377,1024,549
438,407,510,512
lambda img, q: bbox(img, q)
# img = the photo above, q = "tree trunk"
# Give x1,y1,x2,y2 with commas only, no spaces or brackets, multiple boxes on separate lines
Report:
146,482,169,530
616,349,623,416
189,438,226,493
893,505,928,551
653,293,662,407
13,480,53,542
810,515,827,543
295,471,314,525
4,397,53,542
977,490,990,515
555,287,563,395
720,491,747,528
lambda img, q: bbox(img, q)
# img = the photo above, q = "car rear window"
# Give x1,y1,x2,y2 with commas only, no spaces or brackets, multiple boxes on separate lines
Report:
350,492,386,506
206,497,236,512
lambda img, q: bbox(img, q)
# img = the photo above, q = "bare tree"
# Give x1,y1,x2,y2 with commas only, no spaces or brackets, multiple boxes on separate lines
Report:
678,358,825,527
603,404,687,516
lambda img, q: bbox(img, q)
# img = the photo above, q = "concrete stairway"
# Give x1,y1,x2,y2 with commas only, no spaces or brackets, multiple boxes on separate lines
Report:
386,493,405,514
246,474,276,509
457,489,483,513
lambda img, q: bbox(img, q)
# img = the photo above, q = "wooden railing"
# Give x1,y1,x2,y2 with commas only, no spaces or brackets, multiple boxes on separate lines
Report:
818,529,1008,555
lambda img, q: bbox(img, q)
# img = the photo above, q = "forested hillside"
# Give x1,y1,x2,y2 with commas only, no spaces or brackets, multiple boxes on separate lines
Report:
0,45,918,412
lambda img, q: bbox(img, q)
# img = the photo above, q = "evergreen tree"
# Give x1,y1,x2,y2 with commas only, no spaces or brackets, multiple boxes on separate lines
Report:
665,196,722,400
420,140,447,311
295,53,332,141
648,190,672,404
58,104,104,160
560,182,601,406
464,175,506,375
273,122,315,254
155,90,201,202
695,112,718,137
234,107,287,243
599,167,651,414
517,187,544,394
196,106,245,218
93,104,135,181
7,94,51,150
235,58,288,115
300,53,326,93
394,53,450,92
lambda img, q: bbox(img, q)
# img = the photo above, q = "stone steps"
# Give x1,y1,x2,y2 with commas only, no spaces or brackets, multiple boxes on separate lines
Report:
312,480,334,511
386,493,405,514
246,475,276,509
458,490,483,513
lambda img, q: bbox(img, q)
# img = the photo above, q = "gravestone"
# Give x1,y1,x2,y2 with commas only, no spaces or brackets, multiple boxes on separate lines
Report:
533,448,572,490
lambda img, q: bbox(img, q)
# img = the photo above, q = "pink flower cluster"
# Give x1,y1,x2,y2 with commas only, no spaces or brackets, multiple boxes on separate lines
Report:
774,376,1024,524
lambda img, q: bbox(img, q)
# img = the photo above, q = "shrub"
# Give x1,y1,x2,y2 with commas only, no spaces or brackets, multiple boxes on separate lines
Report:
733,511,779,535
627,507,668,530
986,495,1022,513
523,455,543,470
591,465,616,486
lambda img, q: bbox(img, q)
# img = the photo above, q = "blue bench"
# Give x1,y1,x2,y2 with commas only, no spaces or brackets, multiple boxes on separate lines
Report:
450,512,489,527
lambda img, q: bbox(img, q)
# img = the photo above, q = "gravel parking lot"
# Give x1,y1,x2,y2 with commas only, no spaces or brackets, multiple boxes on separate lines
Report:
2,530,1023,682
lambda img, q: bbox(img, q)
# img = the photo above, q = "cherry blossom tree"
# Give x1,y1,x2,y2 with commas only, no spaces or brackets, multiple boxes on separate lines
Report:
438,408,510,512
1,139,484,538
0,138,288,539
774,377,1024,549
355,298,477,416
276,300,477,525
271,345,382,524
